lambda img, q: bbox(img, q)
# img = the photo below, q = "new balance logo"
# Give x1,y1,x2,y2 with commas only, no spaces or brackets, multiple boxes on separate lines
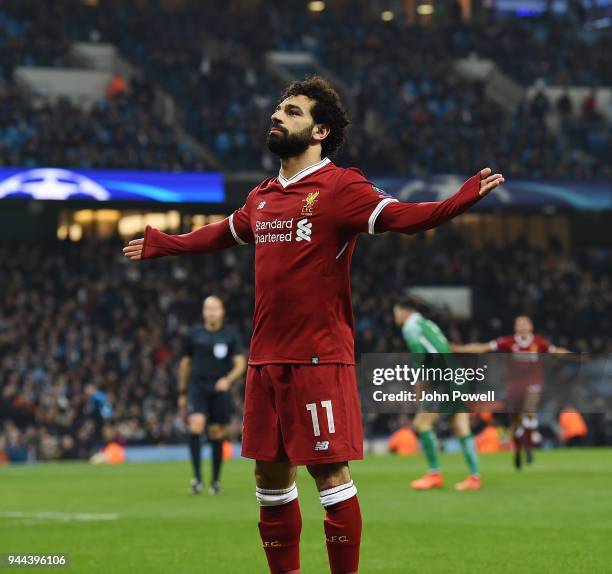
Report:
296,218,312,242
314,441,329,451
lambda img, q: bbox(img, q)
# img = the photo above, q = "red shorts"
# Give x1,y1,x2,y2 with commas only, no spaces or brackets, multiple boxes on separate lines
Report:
506,380,543,413
241,364,364,466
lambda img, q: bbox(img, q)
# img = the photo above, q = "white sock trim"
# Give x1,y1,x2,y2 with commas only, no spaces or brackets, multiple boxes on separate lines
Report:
256,483,298,506
319,480,357,507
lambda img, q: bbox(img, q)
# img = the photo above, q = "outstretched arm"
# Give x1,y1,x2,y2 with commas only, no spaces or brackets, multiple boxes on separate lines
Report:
551,346,572,354
450,342,494,353
336,167,504,237
123,198,254,260
123,217,244,260
376,169,504,235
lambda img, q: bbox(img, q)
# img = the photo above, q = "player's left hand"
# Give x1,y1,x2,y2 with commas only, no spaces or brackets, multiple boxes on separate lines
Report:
478,168,505,197
215,377,230,392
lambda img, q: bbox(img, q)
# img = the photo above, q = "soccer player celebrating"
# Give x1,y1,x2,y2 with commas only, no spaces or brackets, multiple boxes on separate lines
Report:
452,315,570,470
393,298,481,491
124,77,504,574
178,295,246,495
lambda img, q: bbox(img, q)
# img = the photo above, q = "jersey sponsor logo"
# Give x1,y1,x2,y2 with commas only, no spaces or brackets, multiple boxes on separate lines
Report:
295,218,312,242
314,440,330,451
213,343,228,359
254,218,293,244
301,191,319,215
255,218,293,231
511,348,539,362
253,217,313,244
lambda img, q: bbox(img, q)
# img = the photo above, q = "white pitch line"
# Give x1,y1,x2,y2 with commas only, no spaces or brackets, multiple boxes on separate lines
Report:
0,511,118,522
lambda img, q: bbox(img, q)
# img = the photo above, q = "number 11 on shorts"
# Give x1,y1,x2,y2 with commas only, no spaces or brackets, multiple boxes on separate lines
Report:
306,400,335,436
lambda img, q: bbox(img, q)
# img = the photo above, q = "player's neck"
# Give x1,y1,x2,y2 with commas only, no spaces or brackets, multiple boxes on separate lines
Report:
402,311,416,326
515,332,533,345
280,149,323,181
205,321,222,332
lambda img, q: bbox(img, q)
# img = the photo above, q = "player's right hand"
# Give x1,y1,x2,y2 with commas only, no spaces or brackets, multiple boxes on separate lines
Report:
123,238,144,260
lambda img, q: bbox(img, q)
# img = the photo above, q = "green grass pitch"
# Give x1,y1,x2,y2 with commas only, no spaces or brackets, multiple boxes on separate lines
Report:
1,448,611,573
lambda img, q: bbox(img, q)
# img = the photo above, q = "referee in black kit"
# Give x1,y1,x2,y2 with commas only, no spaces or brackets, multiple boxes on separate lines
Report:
178,295,246,495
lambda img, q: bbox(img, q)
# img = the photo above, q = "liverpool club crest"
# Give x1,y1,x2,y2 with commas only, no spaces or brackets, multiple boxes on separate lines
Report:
301,191,320,215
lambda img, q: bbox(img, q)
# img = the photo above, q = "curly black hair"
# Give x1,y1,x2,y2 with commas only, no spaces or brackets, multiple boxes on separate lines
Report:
278,76,350,158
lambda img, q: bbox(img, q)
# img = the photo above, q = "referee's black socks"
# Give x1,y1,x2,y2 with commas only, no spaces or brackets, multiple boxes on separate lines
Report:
210,439,223,483
189,434,202,482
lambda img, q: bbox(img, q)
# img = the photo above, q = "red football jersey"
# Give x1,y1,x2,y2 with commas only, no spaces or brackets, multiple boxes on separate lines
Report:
230,158,479,364
143,158,481,365
490,334,555,383
490,334,555,354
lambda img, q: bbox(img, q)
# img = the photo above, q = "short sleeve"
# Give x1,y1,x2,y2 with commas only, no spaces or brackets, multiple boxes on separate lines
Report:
401,322,426,356
492,337,512,352
334,168,398,236
230,329,245,356
229,189,257,245
181,333,194,357
538,337,555,353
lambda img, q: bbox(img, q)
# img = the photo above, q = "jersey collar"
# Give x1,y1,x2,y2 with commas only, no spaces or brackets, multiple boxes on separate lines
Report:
403,312,422,334
278,157,330,189
514,333,534,348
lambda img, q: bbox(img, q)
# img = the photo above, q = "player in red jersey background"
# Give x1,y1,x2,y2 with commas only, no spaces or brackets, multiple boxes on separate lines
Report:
124,77,504,574
453,315,570,469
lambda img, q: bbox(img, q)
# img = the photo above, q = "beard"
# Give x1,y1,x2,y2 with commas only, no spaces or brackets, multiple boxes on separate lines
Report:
266,123,313,159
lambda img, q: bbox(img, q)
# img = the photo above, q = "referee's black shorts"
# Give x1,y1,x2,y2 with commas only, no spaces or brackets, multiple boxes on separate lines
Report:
187,382,233,424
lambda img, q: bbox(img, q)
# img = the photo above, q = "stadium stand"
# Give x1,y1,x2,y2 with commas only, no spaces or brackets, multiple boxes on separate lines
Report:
1,1,609,176
0,83,206,170
453,18,612,87
0,2,208,170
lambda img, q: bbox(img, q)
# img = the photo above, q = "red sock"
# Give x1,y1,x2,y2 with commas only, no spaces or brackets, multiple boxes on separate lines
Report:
324,496,362,574
258,498,302,574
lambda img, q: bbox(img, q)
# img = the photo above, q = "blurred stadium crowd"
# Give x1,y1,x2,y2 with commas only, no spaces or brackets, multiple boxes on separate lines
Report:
1,232,610,461
0,0,610,177
0,82,204,170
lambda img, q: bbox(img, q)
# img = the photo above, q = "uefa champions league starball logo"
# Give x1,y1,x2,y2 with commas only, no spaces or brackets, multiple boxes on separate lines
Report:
0,168,110,201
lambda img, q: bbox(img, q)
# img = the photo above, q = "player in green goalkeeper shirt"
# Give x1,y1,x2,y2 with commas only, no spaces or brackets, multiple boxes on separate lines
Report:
393,298,481,491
